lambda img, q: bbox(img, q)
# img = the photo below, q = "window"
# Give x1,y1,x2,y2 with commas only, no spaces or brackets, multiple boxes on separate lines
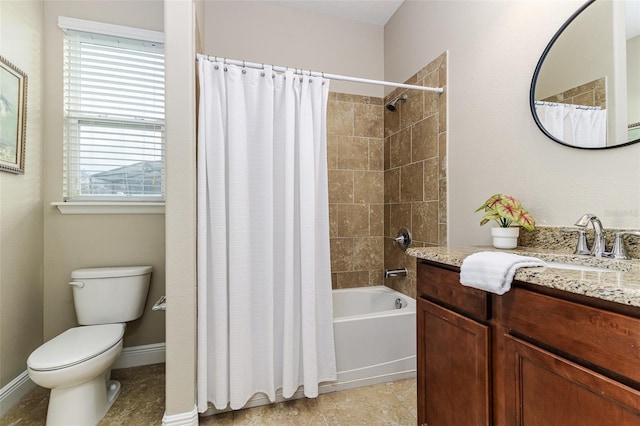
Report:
60,18,165,202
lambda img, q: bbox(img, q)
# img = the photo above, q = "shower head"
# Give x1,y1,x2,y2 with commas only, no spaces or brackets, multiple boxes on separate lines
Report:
386,94,407,112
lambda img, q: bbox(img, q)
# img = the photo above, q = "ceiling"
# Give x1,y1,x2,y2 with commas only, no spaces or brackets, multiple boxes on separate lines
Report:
269,1,639,36
268,0,405,26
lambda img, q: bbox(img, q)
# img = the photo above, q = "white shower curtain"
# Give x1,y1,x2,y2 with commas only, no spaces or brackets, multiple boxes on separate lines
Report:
535,102,607,148
196,59,337,412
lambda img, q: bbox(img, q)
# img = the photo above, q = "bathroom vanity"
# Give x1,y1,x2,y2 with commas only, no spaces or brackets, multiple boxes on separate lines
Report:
411,248,640,426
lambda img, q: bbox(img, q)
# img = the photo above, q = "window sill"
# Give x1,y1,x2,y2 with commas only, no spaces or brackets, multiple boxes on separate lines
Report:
51,202,165,215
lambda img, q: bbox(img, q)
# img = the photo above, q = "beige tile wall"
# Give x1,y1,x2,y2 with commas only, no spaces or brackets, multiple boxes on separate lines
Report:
542,77,606,109
327,93,385,288
326,52,447,296
383,52,448,298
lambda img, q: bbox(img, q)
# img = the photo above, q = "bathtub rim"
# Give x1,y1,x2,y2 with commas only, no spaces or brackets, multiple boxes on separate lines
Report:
332,285,416,323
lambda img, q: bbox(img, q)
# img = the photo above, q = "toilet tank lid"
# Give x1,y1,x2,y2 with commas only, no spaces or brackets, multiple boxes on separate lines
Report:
71,265,153,279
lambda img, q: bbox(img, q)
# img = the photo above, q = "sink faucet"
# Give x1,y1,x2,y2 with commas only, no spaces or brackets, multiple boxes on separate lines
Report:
574,213,607,257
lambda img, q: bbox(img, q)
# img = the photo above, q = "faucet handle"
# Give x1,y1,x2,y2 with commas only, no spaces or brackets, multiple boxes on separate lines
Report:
561,228,590,255
392,228,412,251
611,231,640,260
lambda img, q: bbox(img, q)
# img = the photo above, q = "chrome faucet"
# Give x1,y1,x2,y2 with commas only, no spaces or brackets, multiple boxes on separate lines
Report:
574,213,607,257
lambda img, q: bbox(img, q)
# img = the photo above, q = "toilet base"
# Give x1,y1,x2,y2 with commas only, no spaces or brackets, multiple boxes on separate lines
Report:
46,371,121,426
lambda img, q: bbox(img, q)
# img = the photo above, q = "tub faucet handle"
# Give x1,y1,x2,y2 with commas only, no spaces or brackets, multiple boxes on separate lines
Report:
393,228,412,251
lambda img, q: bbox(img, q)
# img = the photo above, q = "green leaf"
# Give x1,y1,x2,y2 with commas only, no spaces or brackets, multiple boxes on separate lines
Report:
474,193,536,231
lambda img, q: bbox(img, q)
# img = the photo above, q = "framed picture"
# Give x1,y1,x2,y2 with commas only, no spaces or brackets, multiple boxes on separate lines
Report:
0,55,27,174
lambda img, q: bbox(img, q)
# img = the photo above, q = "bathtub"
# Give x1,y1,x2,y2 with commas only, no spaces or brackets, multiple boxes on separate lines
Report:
204,285,416,413
325,285,417,391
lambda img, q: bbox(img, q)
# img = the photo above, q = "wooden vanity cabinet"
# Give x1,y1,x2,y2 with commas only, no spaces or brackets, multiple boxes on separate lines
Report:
416,261,491,426
504,335,640,425
417,259,640,426
501,286,640,425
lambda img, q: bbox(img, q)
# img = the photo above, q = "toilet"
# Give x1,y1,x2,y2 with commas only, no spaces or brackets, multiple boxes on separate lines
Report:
27,266,152,426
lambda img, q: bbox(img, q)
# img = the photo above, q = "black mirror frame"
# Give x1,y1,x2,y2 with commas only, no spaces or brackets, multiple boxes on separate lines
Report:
530,0,640,150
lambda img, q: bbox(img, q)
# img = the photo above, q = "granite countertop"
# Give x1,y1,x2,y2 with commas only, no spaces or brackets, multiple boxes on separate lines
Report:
406,246,640,308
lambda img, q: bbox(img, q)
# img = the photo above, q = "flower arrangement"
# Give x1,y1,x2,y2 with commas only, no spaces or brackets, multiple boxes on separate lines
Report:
475,193,535,231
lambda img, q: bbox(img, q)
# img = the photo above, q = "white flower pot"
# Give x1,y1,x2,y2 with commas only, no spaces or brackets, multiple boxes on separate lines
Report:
491,227,520,249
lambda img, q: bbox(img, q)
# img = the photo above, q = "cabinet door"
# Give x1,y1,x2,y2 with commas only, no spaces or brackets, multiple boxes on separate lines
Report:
505,335,640,425
417,297,490,426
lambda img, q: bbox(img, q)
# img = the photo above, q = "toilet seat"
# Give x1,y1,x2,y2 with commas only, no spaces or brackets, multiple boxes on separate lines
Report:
28,324,125,371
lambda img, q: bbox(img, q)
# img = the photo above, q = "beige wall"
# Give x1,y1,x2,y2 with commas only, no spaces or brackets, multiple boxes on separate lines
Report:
202,1,384,97
42,0,165,346
0,0,44,388
385,0,640,246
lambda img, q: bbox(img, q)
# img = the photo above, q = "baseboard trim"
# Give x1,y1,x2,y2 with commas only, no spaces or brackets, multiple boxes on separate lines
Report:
112,342,166,369
162,405,198,426
0,370,36,418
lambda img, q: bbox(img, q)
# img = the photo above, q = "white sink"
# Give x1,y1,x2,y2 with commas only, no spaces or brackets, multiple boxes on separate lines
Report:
544,261,613,273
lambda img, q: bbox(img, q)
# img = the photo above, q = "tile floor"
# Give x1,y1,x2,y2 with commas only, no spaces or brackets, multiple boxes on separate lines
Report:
0,364,417,425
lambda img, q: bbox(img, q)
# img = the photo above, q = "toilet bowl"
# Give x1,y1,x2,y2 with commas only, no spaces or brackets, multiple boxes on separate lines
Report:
27,266,152,426
28,324,125,425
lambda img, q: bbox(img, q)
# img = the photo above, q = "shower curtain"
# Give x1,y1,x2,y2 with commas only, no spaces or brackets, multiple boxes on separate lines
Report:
535,102,607,148
196,59,337,412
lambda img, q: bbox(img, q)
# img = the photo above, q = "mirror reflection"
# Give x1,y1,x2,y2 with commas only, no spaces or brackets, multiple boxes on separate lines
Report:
531,0,640,149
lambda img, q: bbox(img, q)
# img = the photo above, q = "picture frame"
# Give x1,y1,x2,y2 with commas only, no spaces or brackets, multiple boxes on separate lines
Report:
0,55,27,174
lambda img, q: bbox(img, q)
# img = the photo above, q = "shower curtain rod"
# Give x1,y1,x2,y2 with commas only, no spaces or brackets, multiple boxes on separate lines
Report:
196,54,444,94
535,100,602,111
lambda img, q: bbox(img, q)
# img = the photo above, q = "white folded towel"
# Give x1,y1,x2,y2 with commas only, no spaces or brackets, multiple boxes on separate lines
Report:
460,251,546,295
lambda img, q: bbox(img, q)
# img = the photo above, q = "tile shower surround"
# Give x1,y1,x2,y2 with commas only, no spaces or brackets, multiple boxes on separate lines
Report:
541,77,606,109
327,52,447,300
327,92,385,290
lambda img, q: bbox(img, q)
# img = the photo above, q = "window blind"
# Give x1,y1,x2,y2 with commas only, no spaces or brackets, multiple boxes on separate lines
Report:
62,29,165,201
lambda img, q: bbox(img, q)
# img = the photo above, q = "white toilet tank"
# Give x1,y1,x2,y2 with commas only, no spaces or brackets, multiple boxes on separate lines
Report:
70,266,153,325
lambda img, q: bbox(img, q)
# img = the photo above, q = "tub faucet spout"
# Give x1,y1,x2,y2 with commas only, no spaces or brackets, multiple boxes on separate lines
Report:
385,268,408,278
574,213,607,257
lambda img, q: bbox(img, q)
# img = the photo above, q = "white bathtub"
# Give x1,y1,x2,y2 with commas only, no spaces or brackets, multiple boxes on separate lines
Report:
204,285,416,414
327,285,417,390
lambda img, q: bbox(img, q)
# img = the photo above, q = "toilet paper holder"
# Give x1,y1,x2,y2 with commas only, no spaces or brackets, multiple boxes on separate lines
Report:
152,296,166,311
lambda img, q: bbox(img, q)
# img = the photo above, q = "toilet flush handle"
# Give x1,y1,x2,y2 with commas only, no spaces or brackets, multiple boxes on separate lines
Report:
69,281,85,288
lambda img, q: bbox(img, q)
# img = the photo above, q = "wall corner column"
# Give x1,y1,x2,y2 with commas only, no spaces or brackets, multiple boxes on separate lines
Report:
163,0,197,423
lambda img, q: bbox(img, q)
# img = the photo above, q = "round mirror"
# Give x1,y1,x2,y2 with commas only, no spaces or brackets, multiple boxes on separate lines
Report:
531,0,640,149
